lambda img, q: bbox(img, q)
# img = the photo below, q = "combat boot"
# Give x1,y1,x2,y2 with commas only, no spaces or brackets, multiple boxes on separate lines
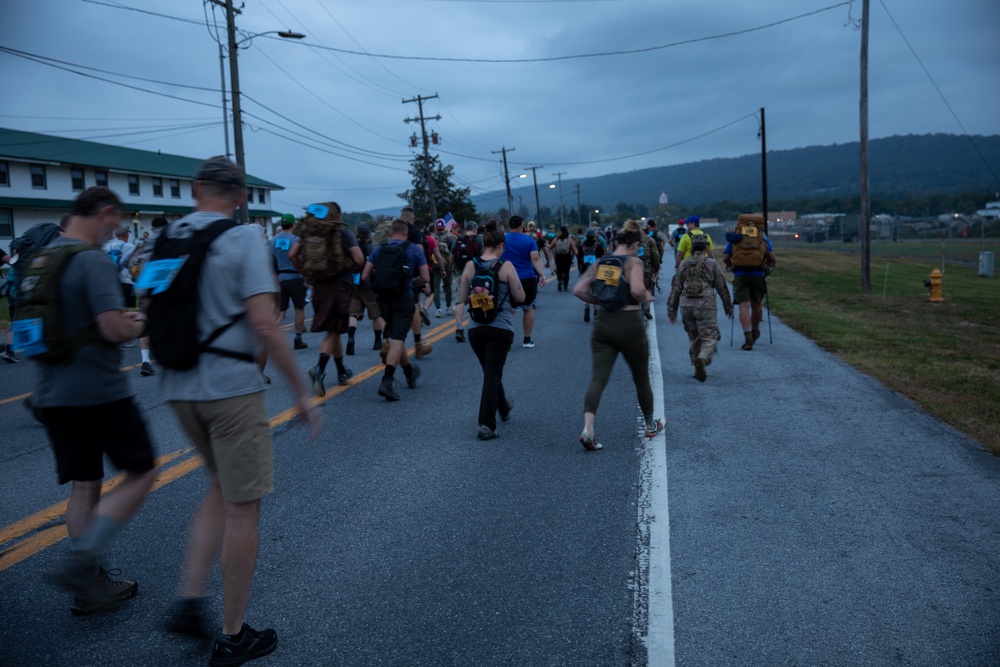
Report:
741,332,754,351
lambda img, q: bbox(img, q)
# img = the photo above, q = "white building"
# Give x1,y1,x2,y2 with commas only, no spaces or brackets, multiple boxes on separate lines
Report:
977,202,1000,219
0,127,282,243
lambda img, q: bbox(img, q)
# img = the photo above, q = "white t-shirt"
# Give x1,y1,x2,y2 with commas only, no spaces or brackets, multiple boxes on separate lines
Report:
102,239,136,285
158,211,277,402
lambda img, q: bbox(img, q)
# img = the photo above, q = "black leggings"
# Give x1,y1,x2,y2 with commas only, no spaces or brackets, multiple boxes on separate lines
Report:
467,326,514,430
584,309,653,417
554,253,573,286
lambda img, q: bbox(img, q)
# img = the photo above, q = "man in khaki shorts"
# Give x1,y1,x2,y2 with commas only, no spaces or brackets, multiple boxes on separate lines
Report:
160,156,321,667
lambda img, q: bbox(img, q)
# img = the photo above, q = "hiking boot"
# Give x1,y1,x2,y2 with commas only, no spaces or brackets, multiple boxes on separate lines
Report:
140,361,156,376
455,329,466,343
337,367,354,386
752,328,761,342
166,597,212,640
584,305,590,323
308,365,326,397
209,623,277,667
377,377,400,402
435,308,442,318
741,332,754,351
345,339,355,356
69,568,138,615
477,425,499,440
644,419,664,438
404,363,421,388
2,349,20,363
372,338,383,351
693,358,707,382
420,307,431,326
415,341,433,358
499,400,513,422
380,339,390,365
579,430,602,451
293,338,308,350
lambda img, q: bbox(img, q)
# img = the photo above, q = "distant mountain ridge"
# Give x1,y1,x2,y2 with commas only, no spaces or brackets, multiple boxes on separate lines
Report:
459,133,1000,215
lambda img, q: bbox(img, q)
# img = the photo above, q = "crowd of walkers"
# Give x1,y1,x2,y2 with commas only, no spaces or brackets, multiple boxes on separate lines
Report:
0,153,775,666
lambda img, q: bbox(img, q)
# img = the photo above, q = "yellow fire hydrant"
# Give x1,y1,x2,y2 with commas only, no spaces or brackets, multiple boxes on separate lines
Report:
927,268,943,303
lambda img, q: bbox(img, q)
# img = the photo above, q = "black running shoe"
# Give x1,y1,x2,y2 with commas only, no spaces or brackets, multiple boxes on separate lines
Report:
337,367,354,386
209,623,277,667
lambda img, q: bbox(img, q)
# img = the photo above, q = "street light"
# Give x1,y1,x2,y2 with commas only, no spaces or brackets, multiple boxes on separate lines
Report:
590,208,600,225
213,0,305,222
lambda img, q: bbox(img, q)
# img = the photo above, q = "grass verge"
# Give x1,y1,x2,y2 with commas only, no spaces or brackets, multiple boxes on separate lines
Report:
768,249,1000,454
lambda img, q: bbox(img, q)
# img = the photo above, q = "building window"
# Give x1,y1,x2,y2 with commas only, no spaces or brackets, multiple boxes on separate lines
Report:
258,188,266,204
127,174,140,196
0,161,8,187
95,169,108,187
30,164,47,189
169,179,180,198
0,208,11,237
152,177,163,198
71,166,85,191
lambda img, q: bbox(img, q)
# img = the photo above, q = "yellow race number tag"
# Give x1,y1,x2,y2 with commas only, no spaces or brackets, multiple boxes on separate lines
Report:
596,265,622,286
470,293,494,311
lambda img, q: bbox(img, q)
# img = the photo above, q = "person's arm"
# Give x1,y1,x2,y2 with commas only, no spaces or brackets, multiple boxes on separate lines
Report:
288,241,303,273
572,263,598,304
95,309,147,344
628,257,652,303
529,250,546,286
348,245,364,272
501,262,526,304
245,292,322,441
418,263,431,294
360,259,374,284
666,272,682,323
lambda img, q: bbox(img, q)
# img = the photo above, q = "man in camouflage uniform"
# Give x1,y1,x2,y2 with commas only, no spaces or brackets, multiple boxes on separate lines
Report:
637,220,661,320
666,234,733,382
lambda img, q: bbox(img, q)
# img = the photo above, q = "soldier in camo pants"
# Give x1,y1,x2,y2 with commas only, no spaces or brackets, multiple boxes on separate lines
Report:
666,235,732,382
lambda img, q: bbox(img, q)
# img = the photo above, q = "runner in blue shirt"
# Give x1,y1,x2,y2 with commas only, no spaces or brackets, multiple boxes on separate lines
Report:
500,216,547,347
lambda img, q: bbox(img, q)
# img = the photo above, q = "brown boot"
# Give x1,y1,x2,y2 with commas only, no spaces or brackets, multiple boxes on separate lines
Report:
694,358,707,382
752,329,761,342
741,332,754,351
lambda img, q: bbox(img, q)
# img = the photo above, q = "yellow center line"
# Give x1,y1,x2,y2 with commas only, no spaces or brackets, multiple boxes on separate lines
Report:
0,316,466,571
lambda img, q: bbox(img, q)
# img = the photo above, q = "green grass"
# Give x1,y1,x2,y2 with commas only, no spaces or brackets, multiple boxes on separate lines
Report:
769,249,1000,454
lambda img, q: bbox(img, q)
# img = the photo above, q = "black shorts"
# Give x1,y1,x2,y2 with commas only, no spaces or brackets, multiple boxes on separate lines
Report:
378,294,415,341
41,397,156,484
279,277,308,312
516,277,538,310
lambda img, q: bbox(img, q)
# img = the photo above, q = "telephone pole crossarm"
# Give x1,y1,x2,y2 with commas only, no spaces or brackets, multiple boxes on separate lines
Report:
403,94,441,220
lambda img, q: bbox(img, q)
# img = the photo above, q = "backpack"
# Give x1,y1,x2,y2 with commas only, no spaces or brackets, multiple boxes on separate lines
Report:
467,257,507,325
729,214,768,269
452,236,478,269
107,240,127,271
12,244,109,364
555,237,571,255
580,238,600,267
297,217,351,279
370,241,412,298
436,235,454,273
145,218,256,371
590,254,630,312
682,255,709,298
8,222,61,307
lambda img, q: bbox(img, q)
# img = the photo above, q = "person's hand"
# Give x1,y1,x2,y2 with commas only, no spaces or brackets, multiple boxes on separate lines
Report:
295,394,323,443
668,316,676,325
537,274,546,287
725,309,733,319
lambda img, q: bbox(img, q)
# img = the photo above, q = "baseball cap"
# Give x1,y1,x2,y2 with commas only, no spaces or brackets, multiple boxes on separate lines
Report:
280,213,296,225
465,221,478,231
435,218,445,231
194,155,246,188
685,215,700,225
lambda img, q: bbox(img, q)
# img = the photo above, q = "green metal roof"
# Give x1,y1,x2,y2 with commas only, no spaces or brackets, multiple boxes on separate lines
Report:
0,196,281,218
0,128,282,189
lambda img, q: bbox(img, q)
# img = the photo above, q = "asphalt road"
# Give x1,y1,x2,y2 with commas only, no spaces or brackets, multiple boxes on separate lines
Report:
1,266,998,667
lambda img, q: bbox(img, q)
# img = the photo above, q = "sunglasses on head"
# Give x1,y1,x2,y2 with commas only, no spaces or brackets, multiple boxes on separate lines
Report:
307,203,329,219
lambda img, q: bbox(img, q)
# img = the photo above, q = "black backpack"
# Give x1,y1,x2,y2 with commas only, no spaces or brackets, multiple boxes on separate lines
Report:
590,254,630,312
12,244,111,364
467,257,507,325
452,236,478,269
8,222,61,308
370,241,412,298
146,218,256,371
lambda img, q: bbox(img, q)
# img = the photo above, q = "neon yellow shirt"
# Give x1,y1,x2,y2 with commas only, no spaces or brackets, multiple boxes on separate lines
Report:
675,229,713,260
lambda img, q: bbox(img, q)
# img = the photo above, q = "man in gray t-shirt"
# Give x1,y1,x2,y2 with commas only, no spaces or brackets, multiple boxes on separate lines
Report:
162,157,321,663
35,186,156,615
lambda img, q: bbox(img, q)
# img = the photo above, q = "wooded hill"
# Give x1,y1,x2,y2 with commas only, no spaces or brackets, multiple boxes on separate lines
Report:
470,133,1000,215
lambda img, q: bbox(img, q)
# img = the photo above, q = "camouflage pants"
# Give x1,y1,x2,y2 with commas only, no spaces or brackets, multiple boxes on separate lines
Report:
681,304,721,365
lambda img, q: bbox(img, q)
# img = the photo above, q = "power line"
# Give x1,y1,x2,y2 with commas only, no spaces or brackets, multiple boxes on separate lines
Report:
79,0,207,26
265,2,854,63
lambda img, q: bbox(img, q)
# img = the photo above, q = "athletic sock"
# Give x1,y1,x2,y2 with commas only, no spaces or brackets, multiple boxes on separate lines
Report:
402,364,414,378
414,333,422,344
141,349,151,363
318,353,331,373
294,333,303,342
347,326,356,340
374,330,383,345
523,337,531,344
334,356,347,374
383,365,396,380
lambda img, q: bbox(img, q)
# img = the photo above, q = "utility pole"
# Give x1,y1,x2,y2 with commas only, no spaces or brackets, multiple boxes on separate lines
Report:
574,183,583,228
760,107,769,235
553,171,566,227
528,166,544,225
403,94,441,221
221,0,247,222
492,146,515,216
859,0,872,292
218,43,230,158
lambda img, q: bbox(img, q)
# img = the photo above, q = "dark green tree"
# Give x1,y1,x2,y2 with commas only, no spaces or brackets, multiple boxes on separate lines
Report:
399,155,478,225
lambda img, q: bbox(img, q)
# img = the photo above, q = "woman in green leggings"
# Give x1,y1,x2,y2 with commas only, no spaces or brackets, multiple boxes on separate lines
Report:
572,219,663,450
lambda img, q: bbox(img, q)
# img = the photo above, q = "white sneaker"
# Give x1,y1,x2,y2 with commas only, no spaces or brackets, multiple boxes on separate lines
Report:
435,309,442,318
446,306,454,315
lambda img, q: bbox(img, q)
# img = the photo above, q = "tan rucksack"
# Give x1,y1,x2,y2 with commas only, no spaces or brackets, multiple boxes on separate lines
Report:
730,214,767,269
297,202,352,279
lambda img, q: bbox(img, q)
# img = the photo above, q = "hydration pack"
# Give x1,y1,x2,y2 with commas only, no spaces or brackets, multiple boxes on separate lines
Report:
729,214,767,269
467,257,507,325
590,254,630,312
370,241,412,298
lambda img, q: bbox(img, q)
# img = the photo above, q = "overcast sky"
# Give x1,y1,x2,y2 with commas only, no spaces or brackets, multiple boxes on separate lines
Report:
2,0,998,214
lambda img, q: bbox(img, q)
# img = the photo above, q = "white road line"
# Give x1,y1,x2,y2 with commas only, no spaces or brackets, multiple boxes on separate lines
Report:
636,313,676,667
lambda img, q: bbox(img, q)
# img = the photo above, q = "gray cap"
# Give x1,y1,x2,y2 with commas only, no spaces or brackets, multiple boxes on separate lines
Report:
465,221,478,231
195,155,246,188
